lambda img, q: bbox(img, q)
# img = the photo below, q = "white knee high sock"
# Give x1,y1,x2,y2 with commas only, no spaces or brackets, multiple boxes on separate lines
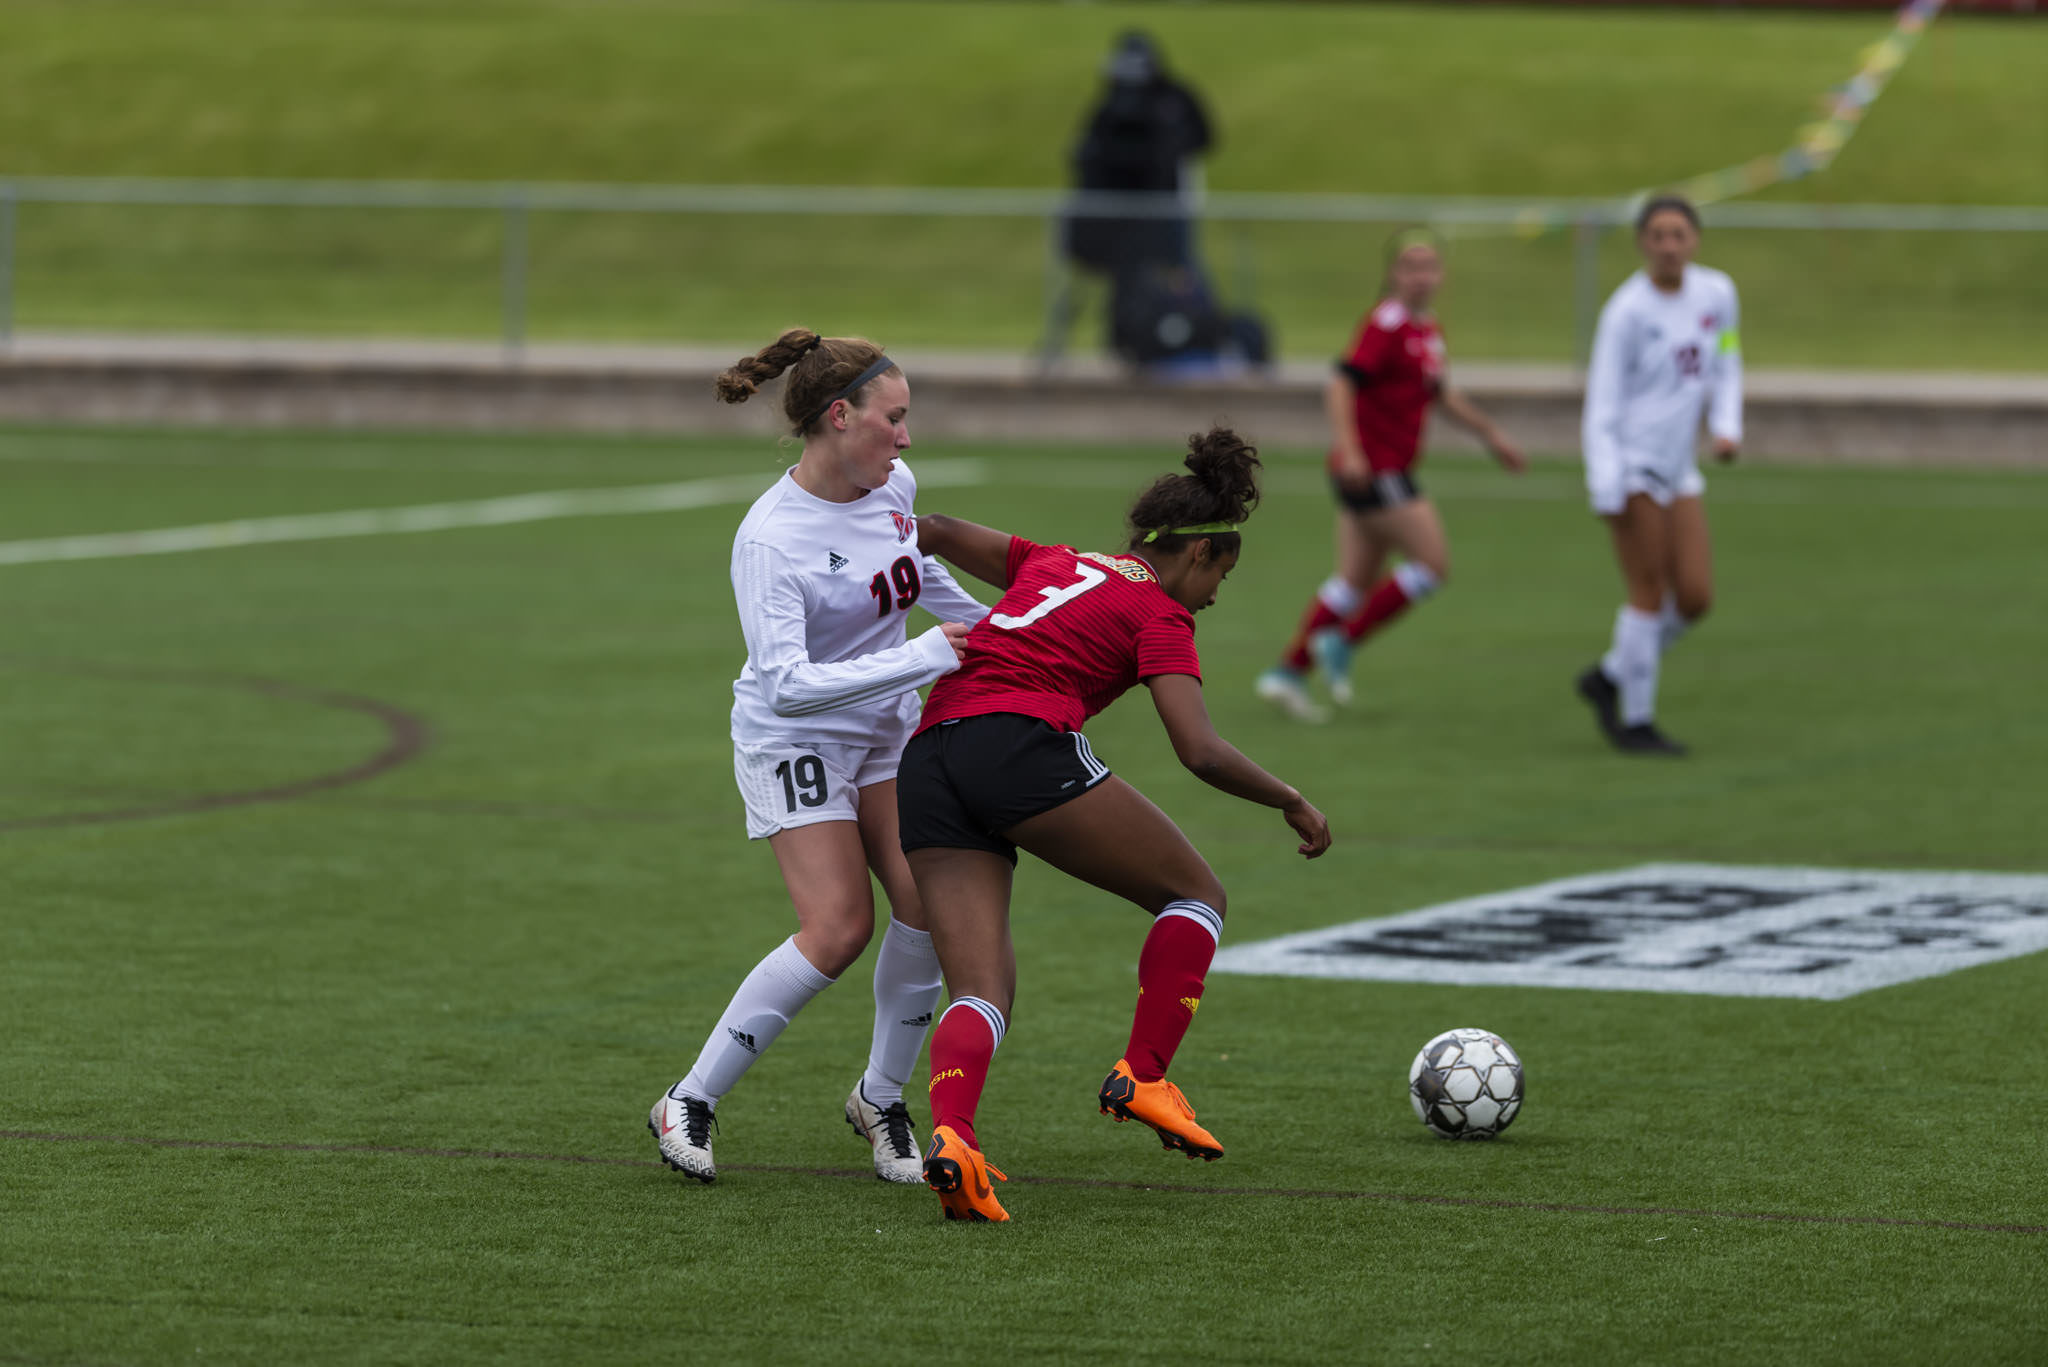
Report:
861,918,944,1107
1317,574,1363,618
1657,592,1689,654
674,936,834,1105
1601,605,1663,726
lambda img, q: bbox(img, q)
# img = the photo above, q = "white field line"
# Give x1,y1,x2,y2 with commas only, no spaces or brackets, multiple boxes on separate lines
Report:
0,459,987,567
0,434,728,476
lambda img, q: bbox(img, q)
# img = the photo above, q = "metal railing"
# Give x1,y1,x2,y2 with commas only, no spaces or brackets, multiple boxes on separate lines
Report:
1,175,2043,361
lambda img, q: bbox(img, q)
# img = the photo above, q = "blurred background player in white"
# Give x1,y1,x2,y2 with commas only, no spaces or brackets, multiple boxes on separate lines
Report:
1576,196,1742,755
648,329,989,1184
1257,230,1523,721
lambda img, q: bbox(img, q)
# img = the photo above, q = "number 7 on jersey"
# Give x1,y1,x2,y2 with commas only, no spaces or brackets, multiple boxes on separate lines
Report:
988,561,1107,630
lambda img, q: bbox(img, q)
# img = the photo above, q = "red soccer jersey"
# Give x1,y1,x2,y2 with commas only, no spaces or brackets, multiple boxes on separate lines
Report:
917,538,1202,735
1329,298,1446,476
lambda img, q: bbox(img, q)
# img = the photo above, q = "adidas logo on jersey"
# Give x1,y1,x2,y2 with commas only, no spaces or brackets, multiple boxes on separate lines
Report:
826,551,849,573
726,1027,758,1053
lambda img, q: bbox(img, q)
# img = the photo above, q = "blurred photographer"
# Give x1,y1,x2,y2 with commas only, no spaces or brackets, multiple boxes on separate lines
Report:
1065,30,1214,276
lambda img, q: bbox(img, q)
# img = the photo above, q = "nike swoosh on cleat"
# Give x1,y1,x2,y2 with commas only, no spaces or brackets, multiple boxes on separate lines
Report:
973,1171,991,1200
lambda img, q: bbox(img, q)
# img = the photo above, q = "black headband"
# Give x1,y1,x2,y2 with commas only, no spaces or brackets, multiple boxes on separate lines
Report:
802,355,899,431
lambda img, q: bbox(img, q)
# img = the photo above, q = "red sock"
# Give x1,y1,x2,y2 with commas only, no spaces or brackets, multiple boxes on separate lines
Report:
927,997,1004,1150
1124,900,1223,1083
1283,596,1345,672
1343,575,1415,643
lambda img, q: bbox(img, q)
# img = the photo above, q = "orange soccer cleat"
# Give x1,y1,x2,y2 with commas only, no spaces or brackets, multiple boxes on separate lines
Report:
922,1124,1010,1223
1098,1058,1224,1161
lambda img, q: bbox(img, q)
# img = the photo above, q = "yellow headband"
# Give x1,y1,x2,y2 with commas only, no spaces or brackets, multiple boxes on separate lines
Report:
1387,227,1442,257
1142,520,1240,544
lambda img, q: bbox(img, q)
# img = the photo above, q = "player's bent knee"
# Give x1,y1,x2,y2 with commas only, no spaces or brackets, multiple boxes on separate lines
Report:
1677,590,1713,622
799,909,876,976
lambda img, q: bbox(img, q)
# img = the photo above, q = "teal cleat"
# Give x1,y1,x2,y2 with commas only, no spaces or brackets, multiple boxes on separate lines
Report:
1309,628,1355,706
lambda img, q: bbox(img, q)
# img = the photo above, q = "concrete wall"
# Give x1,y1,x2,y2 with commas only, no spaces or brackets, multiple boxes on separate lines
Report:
1,334,2043,466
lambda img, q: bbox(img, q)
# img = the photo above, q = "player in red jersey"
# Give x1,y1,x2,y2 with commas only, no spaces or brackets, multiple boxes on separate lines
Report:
897,427,1331,1222
1256,229,1526,721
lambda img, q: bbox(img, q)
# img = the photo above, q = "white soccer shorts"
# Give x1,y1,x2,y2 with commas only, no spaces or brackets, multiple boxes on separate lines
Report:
732,712,914,840
1587,449,1706,515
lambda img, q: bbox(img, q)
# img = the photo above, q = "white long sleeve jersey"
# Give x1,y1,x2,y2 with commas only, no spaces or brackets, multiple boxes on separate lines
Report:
729,461,989,749
1582,265,1743,494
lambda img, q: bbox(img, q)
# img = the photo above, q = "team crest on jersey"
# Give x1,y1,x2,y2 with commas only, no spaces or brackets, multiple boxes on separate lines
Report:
889,511,915,544
1700,313,1720,330
1078,550,1153,584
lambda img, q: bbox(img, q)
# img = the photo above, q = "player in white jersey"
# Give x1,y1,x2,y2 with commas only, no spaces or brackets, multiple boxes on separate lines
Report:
648,328,989,1184
1575,196,1743,756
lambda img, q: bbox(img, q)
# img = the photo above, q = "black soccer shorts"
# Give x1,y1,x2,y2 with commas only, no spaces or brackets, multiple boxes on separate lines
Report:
1332,468,1421,513
897,713,1112,865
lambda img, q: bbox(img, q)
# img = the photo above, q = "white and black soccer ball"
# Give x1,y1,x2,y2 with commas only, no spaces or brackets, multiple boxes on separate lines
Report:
1409,1027,1523,1140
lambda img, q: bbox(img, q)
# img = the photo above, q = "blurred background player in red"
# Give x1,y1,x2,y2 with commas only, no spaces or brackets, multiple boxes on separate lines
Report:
1256,229,1525,722
902,428,1330,1222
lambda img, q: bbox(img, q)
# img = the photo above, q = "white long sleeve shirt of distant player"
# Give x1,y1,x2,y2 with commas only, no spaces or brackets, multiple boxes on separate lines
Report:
1582,265,1744,496
728,462,988,748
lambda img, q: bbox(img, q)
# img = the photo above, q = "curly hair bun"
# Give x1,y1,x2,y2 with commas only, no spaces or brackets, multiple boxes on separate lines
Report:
1182,426,1262,523
1124,424,1263,548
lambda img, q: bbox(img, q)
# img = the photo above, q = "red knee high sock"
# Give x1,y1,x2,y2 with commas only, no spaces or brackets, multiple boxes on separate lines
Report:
927,997,1005,1150
1125,900,1224,1083
1283,598,1345,672
1343,575,1415,643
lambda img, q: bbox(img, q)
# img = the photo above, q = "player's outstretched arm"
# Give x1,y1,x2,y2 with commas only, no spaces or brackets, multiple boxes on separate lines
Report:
1146,673,1331,858
1438,387,1525,473
916,514,1015,590
916,555,993,625
735,541,967,717
1324,373,1371,485
1708,280,1744,463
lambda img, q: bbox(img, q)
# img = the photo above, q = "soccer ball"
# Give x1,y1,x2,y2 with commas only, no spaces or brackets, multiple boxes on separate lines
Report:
1409,1027,1523,1140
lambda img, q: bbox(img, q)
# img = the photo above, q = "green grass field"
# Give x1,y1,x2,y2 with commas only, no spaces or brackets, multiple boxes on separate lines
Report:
2,0,2045,365
3,423,2045,1364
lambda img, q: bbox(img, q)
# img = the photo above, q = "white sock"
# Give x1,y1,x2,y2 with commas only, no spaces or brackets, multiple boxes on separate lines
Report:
1316,574,1362,618
1656,592,1689,654
861,918,943,1108
1393,561,1440,603
1601,605,1663,726
674,936,834,1105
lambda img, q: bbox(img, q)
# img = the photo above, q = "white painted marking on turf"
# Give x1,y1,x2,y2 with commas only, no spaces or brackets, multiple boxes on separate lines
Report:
0,460,986,566
1213,863,2048,1000
0,433,741,476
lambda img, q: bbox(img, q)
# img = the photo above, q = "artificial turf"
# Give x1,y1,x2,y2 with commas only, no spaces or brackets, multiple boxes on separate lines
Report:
1,1,2045,365
1,424,2044,1363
